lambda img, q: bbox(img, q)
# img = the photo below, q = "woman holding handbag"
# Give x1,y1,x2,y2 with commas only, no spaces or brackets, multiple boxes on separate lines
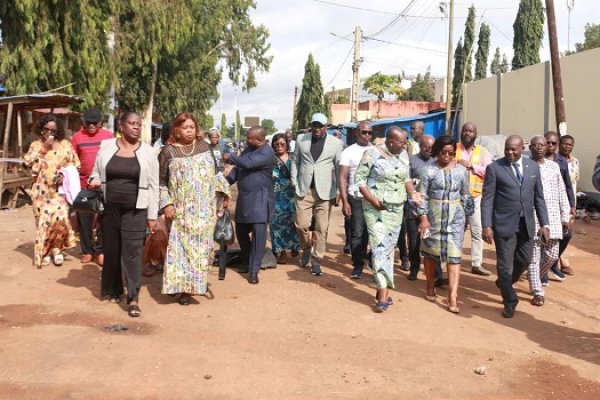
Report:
159,113,231,306
89,111,159,317
24,115,80,268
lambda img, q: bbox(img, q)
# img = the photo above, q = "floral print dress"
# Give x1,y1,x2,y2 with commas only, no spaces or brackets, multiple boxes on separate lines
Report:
24,140,80,266
158,142,230,295
270,155,301,254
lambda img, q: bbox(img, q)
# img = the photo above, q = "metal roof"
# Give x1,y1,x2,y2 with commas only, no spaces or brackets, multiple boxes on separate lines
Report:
0,94,85,109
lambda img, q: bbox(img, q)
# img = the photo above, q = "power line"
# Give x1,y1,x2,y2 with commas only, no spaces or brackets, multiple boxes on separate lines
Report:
363,37,447,55
309,0,454,19
324,43,354,89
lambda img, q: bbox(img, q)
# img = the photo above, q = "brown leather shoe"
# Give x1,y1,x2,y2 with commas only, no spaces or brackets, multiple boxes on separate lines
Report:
81,254,93,263
561,265,574,275
96,254,104,266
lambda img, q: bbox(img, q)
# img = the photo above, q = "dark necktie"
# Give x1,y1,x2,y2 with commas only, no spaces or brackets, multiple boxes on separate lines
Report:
512,162,523,184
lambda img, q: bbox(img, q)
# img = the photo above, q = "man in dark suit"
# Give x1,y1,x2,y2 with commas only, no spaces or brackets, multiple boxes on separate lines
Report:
481,135,550,318
226,126,276,284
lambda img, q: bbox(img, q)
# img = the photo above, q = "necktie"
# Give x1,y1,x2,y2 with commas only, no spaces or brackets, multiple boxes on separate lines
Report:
512,162,523,184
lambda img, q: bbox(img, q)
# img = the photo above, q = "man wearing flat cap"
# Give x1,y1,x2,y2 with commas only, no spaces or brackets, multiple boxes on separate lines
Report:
291,113,342,276
71,108,114,265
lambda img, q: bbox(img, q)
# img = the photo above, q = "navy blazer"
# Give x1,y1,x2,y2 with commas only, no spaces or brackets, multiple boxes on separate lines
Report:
226,144,276,224
481,157,549,239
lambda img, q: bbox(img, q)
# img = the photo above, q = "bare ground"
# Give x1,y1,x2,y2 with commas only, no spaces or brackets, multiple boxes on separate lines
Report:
1,204,600,400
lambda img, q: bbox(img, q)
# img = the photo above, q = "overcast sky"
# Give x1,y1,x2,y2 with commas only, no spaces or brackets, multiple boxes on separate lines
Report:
209,0,593,131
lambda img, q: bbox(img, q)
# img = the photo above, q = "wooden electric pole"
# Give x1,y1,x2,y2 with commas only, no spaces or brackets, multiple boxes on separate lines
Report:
293,86,298,125
545,0,567,135
444,0,455,135
351,26,362,123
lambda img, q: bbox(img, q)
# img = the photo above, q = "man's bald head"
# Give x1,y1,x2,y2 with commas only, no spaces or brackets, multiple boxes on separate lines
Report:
386,127,408,154
246,126,267,149
504,135,525,162
410,120,425,141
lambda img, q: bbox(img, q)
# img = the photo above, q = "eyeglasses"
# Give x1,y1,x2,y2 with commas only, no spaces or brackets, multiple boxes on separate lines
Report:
274,142,287,147
42,127,58,134
360,130,373,136
439,150,456,156
547,141,557,145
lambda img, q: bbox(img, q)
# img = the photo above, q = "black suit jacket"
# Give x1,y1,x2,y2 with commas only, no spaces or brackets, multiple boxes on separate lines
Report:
226,144,276,224
481,157,549,239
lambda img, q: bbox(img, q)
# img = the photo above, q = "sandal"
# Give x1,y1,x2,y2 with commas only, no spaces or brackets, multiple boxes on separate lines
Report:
53,253,64,266
375,302,388,313
531,295,545,306
128,305,141,317
291,250,299,257
41,256,51,266
386,296,394,306
109,295,121,304
276,253,288,264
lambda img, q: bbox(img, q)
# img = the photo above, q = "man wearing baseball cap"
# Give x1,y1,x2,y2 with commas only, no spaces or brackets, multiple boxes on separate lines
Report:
71,108,114,265
291,113,342,276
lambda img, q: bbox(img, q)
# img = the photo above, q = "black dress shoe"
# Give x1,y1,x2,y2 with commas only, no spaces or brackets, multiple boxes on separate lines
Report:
435,277,449,287
248,272,259,284
502,305,515,318
238,266,250,274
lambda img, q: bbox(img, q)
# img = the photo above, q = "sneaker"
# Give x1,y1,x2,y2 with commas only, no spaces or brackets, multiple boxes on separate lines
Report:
407,270,418,280
399,256,410,271
350,265,363,279
472,266,492,276
542,281,550,287
552,271,566,281
311,263,323,276
302,248,312,267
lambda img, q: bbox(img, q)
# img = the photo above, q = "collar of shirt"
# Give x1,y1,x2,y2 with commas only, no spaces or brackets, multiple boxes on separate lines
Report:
311,133,326,143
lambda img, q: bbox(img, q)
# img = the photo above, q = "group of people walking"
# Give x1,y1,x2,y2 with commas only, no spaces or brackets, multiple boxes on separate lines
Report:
24,107,583,318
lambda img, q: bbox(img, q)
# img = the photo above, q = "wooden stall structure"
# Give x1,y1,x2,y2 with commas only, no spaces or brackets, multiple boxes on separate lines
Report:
0,94,85,208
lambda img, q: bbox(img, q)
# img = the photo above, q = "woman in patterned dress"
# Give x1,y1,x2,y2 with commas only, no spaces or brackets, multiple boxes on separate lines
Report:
415,136,474,313
24,115,80,268
159,113,231,306
354,127,423,313
270,133,301,264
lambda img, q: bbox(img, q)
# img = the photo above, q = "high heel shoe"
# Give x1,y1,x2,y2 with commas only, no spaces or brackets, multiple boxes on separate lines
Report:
448,298,460,313
425,292,436,302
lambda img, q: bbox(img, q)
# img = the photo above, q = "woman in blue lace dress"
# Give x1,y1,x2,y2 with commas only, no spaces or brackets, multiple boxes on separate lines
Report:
270,133,301,264
414,135,474,314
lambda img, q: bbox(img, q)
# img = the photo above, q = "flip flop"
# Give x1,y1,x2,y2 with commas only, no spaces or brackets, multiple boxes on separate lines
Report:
386,296,394,306
375,302,388,313
53,254,64,266
128,305,141,318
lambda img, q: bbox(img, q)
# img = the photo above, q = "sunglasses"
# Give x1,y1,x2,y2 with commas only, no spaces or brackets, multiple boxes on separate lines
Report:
42,127,58,134
360,130,374,136
274,142,287,146
547,141,557,145
439,150,456,156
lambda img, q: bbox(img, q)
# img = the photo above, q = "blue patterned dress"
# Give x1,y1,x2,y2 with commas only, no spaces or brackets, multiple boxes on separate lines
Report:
414,163,474,264
270,155,301,253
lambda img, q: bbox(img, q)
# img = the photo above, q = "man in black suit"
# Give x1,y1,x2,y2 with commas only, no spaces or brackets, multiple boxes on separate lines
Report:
226,126,276,284
481,135,550,318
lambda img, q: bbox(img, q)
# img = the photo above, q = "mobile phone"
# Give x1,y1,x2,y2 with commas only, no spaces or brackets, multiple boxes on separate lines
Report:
562,224,569,236
537,231,548,246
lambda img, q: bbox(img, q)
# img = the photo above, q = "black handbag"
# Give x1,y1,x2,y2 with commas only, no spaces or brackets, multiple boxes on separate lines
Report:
214,209,234,245
72,187,105,214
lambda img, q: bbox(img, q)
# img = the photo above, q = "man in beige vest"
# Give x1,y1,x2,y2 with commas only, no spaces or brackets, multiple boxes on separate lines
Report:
291,113,342,276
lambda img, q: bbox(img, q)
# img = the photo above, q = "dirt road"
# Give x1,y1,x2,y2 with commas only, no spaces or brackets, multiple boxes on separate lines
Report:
1,205,600,399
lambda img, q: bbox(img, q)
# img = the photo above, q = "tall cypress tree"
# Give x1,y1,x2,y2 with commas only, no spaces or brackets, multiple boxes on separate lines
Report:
475,23,491,80
294,53,326,129
490,47,501,75
451,38,464,108
501,54,510,73
512,0,545,70
220,113,227,137
0,0,118,109
462,5,477,83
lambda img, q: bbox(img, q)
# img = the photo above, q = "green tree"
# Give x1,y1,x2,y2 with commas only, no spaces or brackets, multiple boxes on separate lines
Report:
475,23,491,80
462,5,477,83
294,53,326,129
117,0,272,142
261,119,277,135
363,72,403,119
490,47,501,75
501,54,510,73
402,73,434,102
220,113,227,137
512,0,545,70
0,0,117,109
451,38,464,107
574,23,600,52
205,114,215,129
236,110,242,139
333,94,350,104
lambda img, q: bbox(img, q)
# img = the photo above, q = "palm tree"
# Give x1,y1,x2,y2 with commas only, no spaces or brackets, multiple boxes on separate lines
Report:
363,72,403,119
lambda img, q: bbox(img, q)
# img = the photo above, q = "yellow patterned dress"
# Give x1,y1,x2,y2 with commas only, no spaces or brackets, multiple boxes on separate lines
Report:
24,140,80,266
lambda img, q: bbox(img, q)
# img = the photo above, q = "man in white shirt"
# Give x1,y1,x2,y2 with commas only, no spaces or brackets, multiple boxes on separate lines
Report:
339,121,374,279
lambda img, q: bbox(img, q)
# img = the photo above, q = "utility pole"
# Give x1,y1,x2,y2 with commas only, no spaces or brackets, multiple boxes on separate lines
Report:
545,0,567,135
567,0,575,52
444,0,454,135
351,26,362,123
293,86,298,126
